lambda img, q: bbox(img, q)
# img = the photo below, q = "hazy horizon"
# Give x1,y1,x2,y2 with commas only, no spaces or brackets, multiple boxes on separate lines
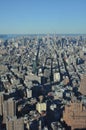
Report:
0,0,86,34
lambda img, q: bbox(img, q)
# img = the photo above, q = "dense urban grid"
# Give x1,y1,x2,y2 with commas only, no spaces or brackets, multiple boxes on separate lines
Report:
0,34,86,130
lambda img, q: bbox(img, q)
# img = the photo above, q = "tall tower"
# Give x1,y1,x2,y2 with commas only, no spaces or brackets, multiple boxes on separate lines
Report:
32,58,37,75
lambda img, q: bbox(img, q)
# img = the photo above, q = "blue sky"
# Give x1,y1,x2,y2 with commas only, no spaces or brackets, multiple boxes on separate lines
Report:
0,0,86,34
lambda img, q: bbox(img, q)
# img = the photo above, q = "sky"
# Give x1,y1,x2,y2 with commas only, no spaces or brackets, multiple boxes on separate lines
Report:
0,0,86,34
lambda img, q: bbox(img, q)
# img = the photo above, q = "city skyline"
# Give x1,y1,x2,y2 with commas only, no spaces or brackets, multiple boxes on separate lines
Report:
0,0,86,34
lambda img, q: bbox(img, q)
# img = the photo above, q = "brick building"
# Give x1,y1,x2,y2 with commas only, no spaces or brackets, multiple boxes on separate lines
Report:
63,102,86,130
79,75,86,95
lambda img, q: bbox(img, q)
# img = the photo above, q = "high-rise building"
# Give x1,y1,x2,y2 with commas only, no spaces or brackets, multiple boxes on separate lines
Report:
3,98,16,123
53,72,60,82
6,117,24,130
0,92,4,116
26,89,32,98
32,59,37,75
36,102,46,114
